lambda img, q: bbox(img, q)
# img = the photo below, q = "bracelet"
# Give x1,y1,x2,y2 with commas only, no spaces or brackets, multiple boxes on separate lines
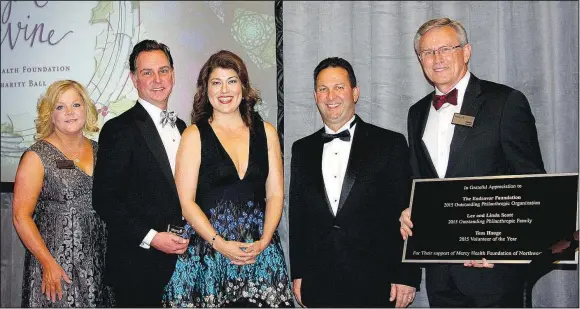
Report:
210,233,219,248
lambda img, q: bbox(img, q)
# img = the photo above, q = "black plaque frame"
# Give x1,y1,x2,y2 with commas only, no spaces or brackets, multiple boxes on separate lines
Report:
402,173,578,264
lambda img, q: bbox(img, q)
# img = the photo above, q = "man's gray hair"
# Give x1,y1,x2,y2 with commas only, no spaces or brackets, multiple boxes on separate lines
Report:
414,18,469,55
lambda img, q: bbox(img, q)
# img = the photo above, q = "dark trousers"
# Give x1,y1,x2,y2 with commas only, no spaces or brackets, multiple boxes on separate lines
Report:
113,285,164,308
302,285,395,308
426,265,524,308
427,284,523,307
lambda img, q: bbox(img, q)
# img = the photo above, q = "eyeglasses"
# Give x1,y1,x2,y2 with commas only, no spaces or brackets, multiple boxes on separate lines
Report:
418,45,462,60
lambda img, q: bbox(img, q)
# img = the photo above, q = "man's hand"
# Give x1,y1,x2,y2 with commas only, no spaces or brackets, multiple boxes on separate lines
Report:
390,283,416,308
464,258,494,268
551,240,571,254
292,278,306,307
551,230,580,254
399,208,414,240
150,232,189,254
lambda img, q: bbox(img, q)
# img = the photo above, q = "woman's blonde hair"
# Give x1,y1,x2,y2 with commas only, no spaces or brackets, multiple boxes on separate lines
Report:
34,80,99,140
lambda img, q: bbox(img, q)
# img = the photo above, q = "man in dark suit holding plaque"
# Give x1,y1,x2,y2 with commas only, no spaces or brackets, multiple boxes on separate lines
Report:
290,57,421,307
399,18,546,307
93,40,189,307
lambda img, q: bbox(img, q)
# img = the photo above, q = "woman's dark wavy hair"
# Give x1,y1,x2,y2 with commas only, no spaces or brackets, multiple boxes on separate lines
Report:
191,50,262,129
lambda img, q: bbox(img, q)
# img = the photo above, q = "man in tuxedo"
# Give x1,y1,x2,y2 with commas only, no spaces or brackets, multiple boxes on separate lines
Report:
399,18,546,307
93,39,189,307
289,57,421,308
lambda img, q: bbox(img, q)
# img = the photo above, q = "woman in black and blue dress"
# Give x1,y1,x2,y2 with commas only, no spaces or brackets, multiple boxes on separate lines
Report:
162,50,293,307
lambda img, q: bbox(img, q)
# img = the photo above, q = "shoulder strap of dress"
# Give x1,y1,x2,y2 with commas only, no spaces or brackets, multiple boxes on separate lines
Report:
24,140,52,168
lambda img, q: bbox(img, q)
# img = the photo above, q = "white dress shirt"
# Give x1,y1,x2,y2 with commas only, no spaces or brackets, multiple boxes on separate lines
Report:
422,71,471,178
322,115,357,216
138,98,182,249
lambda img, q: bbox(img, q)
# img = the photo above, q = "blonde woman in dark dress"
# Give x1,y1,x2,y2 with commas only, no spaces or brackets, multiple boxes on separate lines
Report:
13,80,113,307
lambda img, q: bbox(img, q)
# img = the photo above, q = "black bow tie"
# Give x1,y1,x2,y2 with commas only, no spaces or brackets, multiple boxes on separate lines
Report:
321,129,351,143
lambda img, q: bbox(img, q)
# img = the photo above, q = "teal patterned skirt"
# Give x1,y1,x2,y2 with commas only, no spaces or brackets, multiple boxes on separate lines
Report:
162,199,294,307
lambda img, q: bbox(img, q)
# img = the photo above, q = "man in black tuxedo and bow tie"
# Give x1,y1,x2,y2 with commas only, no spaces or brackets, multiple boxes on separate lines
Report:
289,57,421,308
399,18,546,307
93,39,189,307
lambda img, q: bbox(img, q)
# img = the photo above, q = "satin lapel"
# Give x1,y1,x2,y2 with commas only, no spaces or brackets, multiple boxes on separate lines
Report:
418,96,439,178
335,121,366,215
313,129,335,216
177,119,186,135
419,94,433,139
446,75,484,177
133,102,177,192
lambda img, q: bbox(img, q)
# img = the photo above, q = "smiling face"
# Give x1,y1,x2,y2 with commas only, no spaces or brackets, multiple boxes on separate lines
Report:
314,67,360,131
418,26,471,93
51,88,86,135
207,67,243,117
130,50,175,109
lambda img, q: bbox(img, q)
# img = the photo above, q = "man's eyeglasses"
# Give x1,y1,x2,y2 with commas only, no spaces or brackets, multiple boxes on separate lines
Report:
418,45,462,60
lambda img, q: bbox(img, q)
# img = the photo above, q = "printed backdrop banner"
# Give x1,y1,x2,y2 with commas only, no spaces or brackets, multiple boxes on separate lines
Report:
1,1,277,182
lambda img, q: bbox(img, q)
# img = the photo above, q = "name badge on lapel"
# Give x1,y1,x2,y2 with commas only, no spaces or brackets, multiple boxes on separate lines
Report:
55,159,75,169
451,113,475,127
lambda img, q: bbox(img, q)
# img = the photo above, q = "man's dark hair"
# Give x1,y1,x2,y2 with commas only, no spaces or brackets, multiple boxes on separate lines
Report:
313,57,357,89
129,39,174,73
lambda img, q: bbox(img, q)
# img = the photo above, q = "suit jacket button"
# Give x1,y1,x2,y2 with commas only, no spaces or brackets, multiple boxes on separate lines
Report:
333,225,341,229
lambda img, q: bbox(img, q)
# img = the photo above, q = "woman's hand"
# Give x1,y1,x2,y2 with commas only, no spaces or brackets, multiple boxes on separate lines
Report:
213,237,255,265
243,239,269,261
41,260,71,303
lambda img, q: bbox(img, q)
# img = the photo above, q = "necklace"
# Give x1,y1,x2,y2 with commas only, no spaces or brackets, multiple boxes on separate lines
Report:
56,135,84,164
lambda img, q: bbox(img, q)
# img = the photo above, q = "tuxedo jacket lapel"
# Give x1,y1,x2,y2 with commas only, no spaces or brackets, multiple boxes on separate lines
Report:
417,97,439,178
335,121,366,215
177,120,186,135
446,75,484,177
132,102,178,192
311,129,335,216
